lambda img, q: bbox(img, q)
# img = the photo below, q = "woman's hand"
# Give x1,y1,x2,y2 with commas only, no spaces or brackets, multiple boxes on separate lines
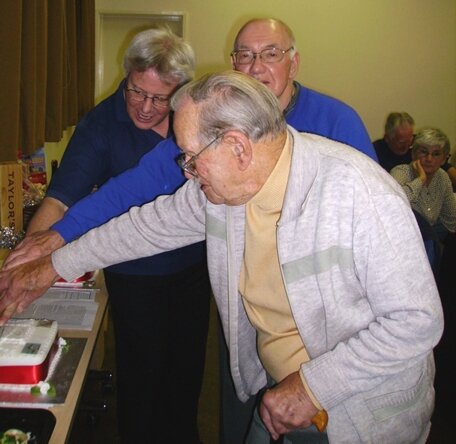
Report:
412,159,427,184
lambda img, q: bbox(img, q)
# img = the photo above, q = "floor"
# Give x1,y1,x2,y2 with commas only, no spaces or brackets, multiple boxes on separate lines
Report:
68,238,455,444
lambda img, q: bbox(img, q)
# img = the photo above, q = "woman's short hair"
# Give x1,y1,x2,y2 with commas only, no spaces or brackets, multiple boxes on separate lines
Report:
170,71,287,144
123,27,195,85
412,127,451,156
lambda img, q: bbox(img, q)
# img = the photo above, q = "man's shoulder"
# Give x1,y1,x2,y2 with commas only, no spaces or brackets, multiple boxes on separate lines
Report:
373,138,388,159
297,83,357,114
292,83,368,135
291,128,384,176
289,130,402,210
292,128,368,164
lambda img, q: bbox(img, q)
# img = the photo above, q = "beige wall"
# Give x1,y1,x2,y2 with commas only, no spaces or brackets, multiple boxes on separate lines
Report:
45,0,455,170
96,0,456,149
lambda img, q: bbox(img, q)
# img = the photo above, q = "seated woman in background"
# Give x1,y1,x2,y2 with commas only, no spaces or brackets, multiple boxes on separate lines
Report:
391,127,456,270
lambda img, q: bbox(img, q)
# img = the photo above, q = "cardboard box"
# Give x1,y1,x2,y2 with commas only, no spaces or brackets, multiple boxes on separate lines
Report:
0,162,23,231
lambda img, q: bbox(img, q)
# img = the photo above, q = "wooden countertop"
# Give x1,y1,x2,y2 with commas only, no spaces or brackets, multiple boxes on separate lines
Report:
47,272,109,443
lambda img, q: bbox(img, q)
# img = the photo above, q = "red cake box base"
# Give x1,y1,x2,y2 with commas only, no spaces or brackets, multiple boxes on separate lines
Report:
0,342,58,385
0,319,59,385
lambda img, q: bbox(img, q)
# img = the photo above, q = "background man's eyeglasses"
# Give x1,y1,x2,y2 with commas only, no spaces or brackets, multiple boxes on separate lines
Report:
231,47,294,65
177,134,223,177
125,86,170,108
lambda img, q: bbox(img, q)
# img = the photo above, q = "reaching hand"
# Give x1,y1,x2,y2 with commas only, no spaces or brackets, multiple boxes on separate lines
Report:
0,256,59,325
2,230,65,270
259,371,320,440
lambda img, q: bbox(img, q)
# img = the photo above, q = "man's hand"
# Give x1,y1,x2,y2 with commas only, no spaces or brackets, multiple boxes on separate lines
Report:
0,256,59,325
259,372,320,441
2,230,65,270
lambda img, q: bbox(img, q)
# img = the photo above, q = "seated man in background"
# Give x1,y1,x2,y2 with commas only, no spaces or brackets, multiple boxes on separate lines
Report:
19,28,212,444
0,71,443,444
373,111,415,172
390,127,456,271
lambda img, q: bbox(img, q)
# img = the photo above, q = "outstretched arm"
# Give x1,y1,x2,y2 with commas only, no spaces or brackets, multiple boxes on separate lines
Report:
2,197,68,268
0,256,59,325
51,138,184,243
26,197,68,234
2,230,64,270
3,139,184,269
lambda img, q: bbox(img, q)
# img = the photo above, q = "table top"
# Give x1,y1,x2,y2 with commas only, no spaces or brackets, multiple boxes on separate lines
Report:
49,273,108,443
0,272,109,444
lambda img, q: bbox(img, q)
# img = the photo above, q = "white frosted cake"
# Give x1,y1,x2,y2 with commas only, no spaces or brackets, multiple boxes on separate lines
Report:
0,318,58,385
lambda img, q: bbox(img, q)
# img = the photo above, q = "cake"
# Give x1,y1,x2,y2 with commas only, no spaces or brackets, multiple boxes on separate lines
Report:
0,318,58,385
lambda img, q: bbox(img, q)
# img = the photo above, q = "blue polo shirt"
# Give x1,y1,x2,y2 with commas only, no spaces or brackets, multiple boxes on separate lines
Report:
49,80,205,275
286,83,377,160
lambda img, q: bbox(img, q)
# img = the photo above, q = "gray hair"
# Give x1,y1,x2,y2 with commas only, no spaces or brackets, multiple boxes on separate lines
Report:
412,127,451,155
170,71,287,144
233,18,298,57
384,112,415,135
123,27,195,85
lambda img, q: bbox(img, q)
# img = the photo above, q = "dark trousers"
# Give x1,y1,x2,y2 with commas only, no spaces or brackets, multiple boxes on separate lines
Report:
434,232,456,424
219,317,257,444
104,261,211,444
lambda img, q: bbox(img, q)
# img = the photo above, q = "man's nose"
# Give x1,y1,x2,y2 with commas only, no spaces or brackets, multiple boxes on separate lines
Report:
140,97,155,112
249,54,265,71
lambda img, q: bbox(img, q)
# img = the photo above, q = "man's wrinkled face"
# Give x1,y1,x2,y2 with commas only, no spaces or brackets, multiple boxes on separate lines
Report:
232,21,299,111
125,69,179,131
385,125,414,155
174,98,247,206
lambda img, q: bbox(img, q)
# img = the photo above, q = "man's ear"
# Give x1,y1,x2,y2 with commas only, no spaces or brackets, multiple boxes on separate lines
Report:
289,51,300,80
224,131,252,171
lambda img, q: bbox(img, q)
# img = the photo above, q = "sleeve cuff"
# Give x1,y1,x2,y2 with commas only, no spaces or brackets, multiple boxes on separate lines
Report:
299,368,323,410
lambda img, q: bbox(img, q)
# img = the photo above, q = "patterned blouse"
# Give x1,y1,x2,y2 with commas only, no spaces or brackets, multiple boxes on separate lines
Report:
391,164,456,232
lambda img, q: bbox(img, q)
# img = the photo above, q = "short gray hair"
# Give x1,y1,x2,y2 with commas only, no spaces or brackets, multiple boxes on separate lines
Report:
123,27,195,85
412,127,451,155
170,71,287,144
384,112,415,135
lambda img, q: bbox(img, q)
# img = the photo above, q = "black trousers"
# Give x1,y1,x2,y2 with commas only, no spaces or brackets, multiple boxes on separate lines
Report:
218,319,257,444
104,261,211,444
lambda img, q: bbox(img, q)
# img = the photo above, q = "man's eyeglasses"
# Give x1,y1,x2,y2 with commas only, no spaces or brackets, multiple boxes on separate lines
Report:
231,47,294,65
125,86,170,108
177,134,224,177
415,147,444,158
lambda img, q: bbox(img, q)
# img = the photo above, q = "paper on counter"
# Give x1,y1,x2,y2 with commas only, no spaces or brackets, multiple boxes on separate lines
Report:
14,288,99,330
